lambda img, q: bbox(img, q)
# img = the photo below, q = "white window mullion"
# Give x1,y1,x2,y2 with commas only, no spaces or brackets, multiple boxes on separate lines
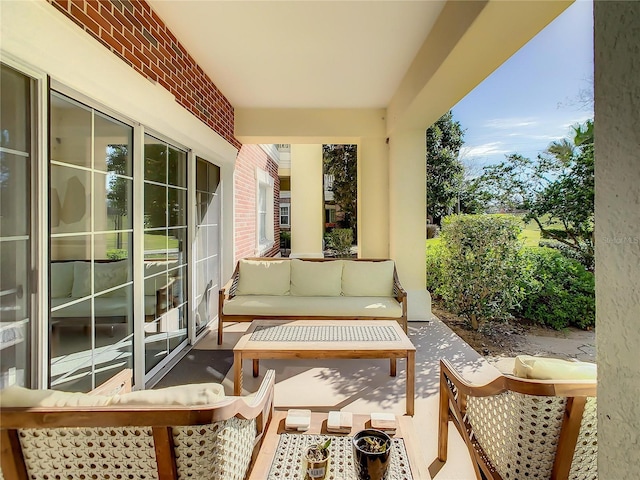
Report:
187,150,196,344
132,123,146,390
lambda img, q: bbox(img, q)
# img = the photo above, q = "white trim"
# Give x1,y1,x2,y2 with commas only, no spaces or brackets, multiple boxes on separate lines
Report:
280,203,291,227
259,144,280,163
255,167,275,255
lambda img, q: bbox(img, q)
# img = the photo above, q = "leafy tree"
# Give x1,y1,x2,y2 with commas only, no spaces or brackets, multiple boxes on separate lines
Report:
478,119,594,269
426,111,465,224
323,144,357,232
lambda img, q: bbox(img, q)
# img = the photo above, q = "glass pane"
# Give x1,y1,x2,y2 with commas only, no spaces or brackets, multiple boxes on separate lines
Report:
51,164,91,234
144,136,166,183
144,231,167,262
0,64,30,152
207,225,219,253
208,164,220,193
196,158,207,192
168,306,187,352
168,187,186,227
92,255,131,297
96,231,131,262
0,238,31,385
96,172,132,231
50,298,93,392
51,234,91,263
169,266,187,308
167,146,186,188
93,286,134,387
145,272,169,320
0,239,30,322
94,112,132,176
196,224,207,260
0,152,30,237
144,182,166,228
50,93,92,168
167,228,187,264
145,328,168,373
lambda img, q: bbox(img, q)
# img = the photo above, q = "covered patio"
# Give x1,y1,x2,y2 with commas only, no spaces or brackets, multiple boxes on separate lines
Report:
1,0,638,478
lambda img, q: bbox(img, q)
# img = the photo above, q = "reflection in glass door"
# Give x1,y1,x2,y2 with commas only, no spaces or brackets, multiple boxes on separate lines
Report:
143,135,188,374
194,158,220,335
0,64,35,388
49,92,134,391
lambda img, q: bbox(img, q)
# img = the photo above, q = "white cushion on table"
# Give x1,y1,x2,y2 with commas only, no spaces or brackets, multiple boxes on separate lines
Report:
290,259,343,296
236,259,291,296
513,355,597,380
223,295,402,318
342,261,395,297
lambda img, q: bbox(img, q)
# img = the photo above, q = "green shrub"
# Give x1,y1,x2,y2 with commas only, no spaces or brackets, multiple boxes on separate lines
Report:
326,228,353,257
437,214,524,329
538,239,594,271
280,230,291,249
426,243,445,293
518,247,595,329
106,249,128,260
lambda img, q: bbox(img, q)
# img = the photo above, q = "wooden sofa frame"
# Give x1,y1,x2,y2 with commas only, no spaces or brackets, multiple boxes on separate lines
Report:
0,369,275,480
218,257,408,344
438,359,597,480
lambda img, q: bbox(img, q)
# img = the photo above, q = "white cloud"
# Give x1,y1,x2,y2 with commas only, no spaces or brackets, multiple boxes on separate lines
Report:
484,117,539,129
460,142,511,158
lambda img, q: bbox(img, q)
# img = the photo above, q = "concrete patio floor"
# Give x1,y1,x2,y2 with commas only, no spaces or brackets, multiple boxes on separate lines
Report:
186,317,505,480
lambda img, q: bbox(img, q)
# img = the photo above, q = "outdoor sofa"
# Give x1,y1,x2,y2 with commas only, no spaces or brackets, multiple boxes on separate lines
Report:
0,369,275,480
218,257,407,344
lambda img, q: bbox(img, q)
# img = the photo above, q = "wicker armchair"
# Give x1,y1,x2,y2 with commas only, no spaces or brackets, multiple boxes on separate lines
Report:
0,369,275,480
438,359,597,480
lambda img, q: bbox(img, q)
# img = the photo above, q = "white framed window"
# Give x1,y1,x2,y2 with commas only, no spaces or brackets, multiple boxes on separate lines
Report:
255,168,274,254
280,203,290,227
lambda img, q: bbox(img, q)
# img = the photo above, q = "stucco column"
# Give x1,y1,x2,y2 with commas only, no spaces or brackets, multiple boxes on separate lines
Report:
290,144,324,258
594,2,640,478
358,137,389,258
388,129,431,321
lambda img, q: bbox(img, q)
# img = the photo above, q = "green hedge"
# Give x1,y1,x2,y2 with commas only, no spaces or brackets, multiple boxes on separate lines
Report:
518,247,595,329
425,215,596,330
434,215,524,329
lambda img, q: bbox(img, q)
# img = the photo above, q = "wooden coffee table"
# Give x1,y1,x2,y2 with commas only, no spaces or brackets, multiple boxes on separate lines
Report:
248,410,431,479
233,319,416,415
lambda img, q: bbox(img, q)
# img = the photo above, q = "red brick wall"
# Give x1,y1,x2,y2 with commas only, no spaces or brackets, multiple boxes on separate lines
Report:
235,146,280,262
48,0,240,149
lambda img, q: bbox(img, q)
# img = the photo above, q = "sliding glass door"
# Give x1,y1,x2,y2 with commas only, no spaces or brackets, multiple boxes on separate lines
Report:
143,135,188,374
49,92,134,391
0,64,36,388
194,158,221,335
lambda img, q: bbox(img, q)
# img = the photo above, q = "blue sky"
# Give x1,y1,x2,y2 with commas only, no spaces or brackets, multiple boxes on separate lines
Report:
452,0,594,172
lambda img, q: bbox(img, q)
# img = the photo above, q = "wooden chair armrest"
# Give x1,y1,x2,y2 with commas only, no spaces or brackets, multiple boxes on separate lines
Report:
220,264,241,300
392,268,407,301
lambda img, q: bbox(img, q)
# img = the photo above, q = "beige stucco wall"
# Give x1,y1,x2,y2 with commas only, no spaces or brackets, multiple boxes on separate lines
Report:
290,144,324,257
358,137,390,259
594,2,640,477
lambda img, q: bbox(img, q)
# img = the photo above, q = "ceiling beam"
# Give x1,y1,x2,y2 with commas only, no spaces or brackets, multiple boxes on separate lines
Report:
387,0,573,135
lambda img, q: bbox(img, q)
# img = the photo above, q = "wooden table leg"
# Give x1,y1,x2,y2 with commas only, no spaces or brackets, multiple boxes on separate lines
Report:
406,350,415,416
234,351,242,395
390,358,397,377
253,359,260,377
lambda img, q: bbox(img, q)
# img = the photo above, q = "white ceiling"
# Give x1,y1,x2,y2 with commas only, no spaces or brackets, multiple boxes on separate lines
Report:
147,1,445,109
